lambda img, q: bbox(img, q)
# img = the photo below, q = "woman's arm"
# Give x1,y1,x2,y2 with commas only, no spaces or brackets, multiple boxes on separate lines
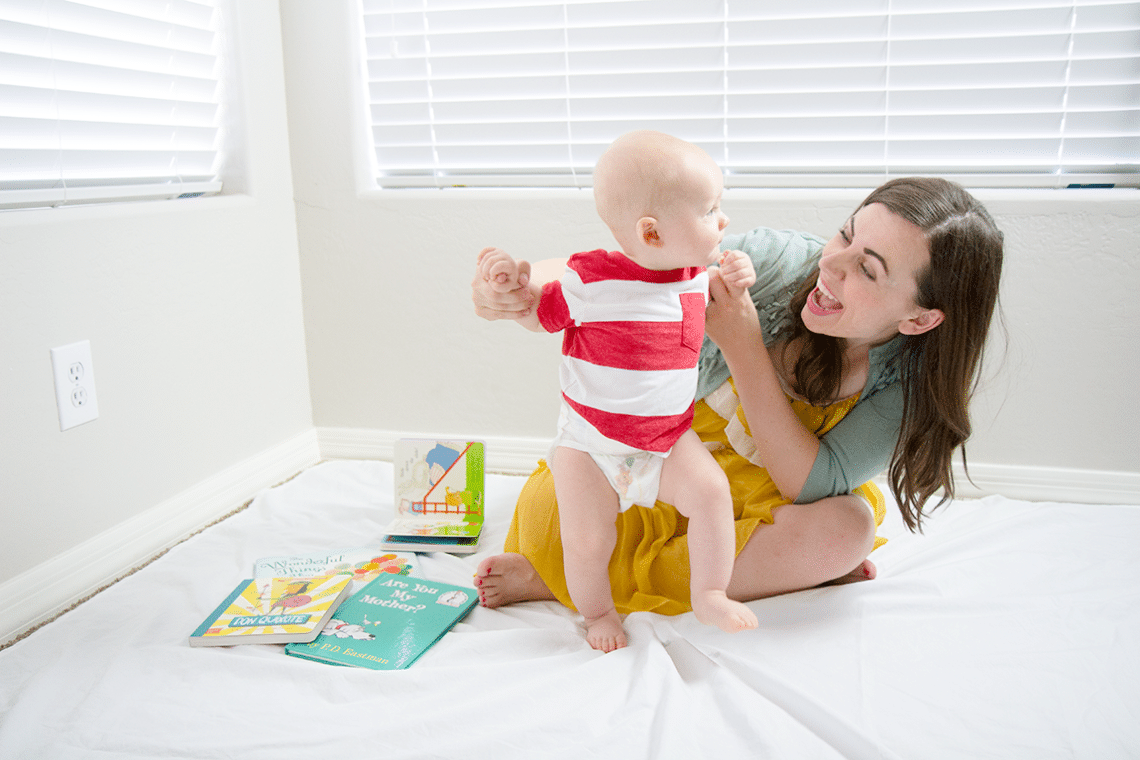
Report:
705,269,821,500
797,382,902,503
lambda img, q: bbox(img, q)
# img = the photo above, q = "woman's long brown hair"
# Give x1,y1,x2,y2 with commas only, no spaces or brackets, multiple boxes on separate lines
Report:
784,177,1005,531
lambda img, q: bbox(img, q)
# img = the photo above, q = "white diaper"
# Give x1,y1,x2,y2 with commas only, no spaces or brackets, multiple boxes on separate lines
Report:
548,402,669,512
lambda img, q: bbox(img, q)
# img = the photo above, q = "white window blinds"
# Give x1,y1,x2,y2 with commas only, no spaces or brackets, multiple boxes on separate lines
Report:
0,0,223,210
359,0,1140,189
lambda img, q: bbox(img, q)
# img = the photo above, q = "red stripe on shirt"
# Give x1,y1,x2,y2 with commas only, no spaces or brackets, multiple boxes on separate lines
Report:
562,320,700,371
564,394,695,452
568,250,704,285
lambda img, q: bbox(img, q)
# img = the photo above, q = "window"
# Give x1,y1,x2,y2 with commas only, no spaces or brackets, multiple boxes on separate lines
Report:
358,0,1140,189
0,0,225,210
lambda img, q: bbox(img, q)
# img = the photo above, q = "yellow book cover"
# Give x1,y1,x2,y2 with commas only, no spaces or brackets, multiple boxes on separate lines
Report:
189,574,352,647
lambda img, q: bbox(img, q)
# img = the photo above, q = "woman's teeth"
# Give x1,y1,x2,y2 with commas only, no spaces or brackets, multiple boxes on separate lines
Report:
808,282,843,315
815,286,842,311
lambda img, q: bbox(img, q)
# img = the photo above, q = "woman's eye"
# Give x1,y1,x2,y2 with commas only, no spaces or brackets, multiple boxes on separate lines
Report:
861,262,876,280
840,228,851,243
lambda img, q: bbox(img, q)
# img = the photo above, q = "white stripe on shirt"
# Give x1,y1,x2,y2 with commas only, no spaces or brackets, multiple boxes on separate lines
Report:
560,357,698,417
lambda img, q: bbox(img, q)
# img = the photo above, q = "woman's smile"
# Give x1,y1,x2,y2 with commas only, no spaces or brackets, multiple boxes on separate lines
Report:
807,279,843,316
800,202,936,349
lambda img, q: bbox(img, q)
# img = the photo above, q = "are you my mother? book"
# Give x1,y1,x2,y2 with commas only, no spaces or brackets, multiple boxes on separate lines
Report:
284,574,477,670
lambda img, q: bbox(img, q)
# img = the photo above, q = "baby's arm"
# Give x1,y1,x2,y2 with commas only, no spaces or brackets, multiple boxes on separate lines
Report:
717,249,757,296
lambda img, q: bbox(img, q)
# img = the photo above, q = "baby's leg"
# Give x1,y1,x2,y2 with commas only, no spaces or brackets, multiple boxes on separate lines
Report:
658,430,758,634
549,446,626,652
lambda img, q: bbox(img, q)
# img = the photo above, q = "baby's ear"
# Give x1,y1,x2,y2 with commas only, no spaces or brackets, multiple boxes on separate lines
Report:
638,216,663,247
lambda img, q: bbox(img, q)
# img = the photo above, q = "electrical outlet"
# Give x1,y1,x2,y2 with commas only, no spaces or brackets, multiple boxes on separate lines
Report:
50,340,99,431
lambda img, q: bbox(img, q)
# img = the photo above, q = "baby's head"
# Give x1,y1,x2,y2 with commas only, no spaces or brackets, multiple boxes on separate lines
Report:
592,131,728,270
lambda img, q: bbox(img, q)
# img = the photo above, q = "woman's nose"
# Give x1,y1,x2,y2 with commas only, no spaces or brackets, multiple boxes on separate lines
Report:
820,250,847,278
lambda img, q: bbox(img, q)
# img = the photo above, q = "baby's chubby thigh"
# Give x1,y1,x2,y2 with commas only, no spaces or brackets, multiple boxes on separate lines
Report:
656,428,733,520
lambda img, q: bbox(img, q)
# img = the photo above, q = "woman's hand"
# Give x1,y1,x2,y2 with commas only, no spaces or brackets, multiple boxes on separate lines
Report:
473,247,535,321
706,259,763,355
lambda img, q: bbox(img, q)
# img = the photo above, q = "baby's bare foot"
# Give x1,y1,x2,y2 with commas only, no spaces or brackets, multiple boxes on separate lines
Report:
583,609,627,652
474,553,556,608
692,590,758,634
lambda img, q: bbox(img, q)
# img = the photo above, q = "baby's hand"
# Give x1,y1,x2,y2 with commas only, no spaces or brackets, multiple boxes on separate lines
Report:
717,249,756,295
477,247,526,293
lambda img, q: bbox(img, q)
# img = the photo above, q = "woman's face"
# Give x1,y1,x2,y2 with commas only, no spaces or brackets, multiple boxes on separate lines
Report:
802,202,944,348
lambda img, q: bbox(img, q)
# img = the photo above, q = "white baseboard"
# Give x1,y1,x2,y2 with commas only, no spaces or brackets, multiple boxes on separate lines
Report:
950,461,1140,504
0,430,322,648
320,427,1140,505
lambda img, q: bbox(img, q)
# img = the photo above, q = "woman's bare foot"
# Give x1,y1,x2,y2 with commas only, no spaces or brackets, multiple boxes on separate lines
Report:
474,553,557,608
583,609,627,652
692,590,759,633
821,558,877,587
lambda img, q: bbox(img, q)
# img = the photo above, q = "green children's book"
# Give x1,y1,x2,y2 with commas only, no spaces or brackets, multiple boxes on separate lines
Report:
189,574,352,647
381,439,485,554
284,575,478,670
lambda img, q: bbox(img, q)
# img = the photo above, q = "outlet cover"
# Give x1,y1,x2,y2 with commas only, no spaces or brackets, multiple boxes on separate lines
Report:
50,340,99,431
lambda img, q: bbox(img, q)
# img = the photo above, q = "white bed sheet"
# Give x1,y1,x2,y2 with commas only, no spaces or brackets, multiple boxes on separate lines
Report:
1,459,1138,759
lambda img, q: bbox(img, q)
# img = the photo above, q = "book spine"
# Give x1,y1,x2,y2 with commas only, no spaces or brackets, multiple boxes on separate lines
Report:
190,579,250,639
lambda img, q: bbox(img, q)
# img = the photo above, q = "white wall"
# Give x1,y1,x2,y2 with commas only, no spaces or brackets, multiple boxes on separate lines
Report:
282,2,1140,497
0,1,314,588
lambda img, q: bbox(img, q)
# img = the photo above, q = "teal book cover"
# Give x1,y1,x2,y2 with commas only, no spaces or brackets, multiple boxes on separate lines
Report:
284,575,477,670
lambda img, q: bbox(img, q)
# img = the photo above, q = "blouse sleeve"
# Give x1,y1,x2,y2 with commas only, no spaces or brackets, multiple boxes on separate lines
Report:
696,226,825,400
796,381,904,502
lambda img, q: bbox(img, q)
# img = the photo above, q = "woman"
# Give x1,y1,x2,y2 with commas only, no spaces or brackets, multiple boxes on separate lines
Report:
471,177,1004,618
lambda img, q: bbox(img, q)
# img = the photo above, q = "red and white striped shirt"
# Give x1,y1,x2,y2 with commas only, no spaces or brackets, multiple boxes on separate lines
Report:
537,249,708,453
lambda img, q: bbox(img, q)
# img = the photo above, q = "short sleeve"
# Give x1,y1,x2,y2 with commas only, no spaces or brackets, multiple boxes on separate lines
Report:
796,382,904,502
537,280,573,334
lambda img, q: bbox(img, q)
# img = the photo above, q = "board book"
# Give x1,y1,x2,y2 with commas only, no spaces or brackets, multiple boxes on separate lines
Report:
189,574,352,647
381,439,485,554
253,546,419,588
284,575,478,670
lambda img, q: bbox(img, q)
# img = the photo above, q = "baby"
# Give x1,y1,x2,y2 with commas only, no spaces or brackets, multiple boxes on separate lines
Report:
477,131,758,651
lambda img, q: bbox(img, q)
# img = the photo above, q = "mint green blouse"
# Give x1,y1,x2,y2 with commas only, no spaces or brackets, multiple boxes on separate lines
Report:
698,226,905,503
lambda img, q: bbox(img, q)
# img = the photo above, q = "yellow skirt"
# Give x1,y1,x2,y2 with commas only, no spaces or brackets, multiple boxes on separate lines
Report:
504,380,887,616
